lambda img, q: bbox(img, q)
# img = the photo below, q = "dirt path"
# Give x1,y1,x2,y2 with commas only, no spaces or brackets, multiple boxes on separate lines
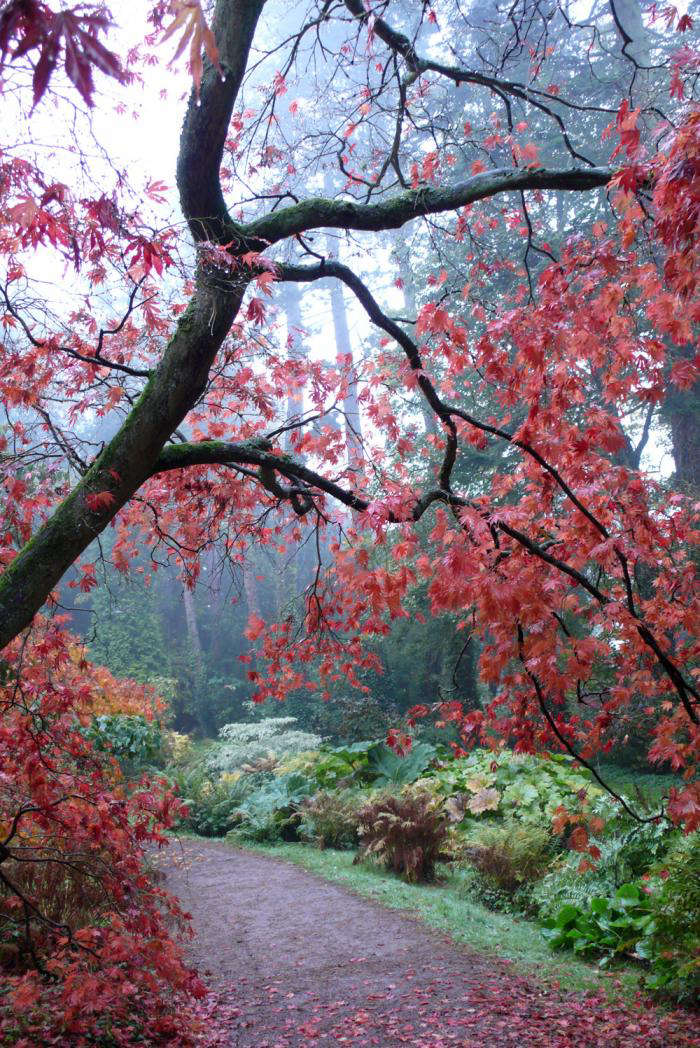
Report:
159,838,697,1048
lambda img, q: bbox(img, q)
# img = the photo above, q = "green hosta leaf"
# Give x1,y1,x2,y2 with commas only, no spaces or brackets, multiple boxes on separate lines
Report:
554,904,582,927
616,882,642,902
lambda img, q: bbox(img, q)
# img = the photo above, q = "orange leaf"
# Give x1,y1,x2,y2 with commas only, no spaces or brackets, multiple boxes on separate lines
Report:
161,2,221,98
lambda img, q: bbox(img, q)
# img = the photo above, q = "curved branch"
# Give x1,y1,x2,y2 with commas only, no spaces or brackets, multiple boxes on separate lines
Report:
242,167,612,246
342,0,615,162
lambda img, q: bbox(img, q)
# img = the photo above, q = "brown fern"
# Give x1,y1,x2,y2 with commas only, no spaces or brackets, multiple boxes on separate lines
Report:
355,789,451,883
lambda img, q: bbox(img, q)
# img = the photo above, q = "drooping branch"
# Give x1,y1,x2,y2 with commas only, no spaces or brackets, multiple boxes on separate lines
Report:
277,257,609,536
516,625,661,823
275,259,700,724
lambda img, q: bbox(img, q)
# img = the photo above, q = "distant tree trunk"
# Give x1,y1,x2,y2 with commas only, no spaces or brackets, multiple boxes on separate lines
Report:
182,585,203,659
277,280,317,598
391,233,438,436
668,381,700,493
182,584,209,732
207,547,226,665
609,0,651,104
242,562,260,620
324,174,364,468
281,281,307,452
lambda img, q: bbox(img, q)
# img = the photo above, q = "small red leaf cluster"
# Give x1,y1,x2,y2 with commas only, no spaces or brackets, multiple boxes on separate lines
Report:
0,1,126,108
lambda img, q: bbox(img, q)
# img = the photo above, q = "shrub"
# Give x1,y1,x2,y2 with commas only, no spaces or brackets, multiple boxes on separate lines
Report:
542,882,655,965
0,623,203,1046
312,740,378,788
276,750,321,776
531,856,620,921
163,730,194,767
541,835,700,1003
234,772,314,843
173,766,252,837
645,834,700,1000
206,717,322,776
429,750,602,826
460,820,553,893
312,739,436,790
83,713,164,774
367,740,437,786
531,819,680,921
452,865,533,915
356,788,451,883
299,790,364,849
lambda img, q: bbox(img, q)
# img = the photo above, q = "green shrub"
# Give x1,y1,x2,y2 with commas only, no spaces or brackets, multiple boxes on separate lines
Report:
356,788,451,883
428,749,602,826
531,819,680,921
84,714,163,774
645,834,700,1000
543,882,655,963
173,766,252,837
367,741,437,786
234,772,315,843
312,740,377,788
312,739,436,790
542,837,700,1003
461,820,553,893
531,856,619,921
299,789,364,849
451,865,533,915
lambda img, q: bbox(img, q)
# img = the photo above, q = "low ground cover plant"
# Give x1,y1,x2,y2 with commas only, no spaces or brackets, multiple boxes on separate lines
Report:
428,750,603,825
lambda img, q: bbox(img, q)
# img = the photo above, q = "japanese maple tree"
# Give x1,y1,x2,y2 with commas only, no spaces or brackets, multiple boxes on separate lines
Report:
0,0,698,1036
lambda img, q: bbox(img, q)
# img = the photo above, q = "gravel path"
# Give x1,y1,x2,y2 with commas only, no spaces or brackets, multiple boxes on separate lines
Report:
159,838,698,1048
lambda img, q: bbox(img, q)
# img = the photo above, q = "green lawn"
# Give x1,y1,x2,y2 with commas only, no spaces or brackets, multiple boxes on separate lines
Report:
238,841,644,998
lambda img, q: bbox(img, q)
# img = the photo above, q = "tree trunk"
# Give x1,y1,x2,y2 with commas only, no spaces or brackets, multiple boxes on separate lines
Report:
281,281,307,452
668,383,700,493
0,0,267,651
324,174,364,468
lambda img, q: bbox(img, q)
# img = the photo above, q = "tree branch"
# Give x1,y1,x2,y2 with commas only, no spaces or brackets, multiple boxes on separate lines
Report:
242,167,612,246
